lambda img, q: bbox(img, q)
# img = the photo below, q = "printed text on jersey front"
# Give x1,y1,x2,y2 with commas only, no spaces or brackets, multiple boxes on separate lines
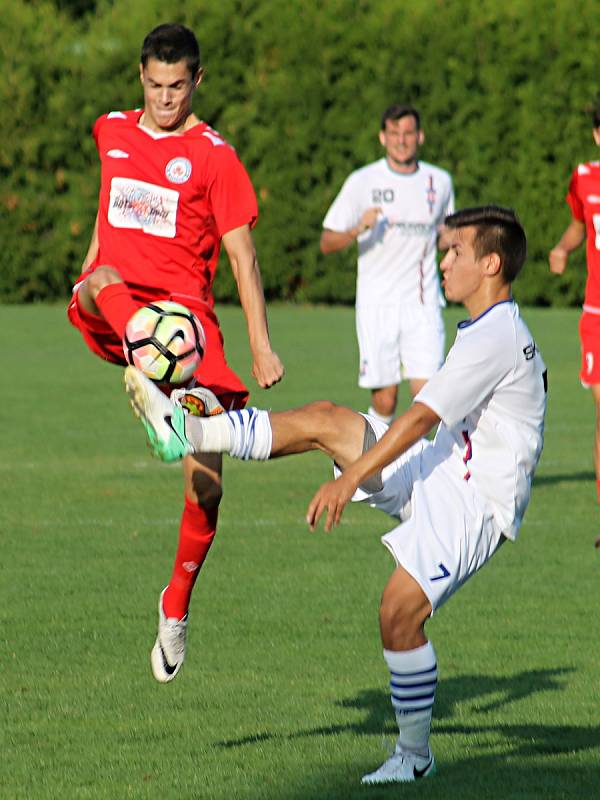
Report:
108,177,179,238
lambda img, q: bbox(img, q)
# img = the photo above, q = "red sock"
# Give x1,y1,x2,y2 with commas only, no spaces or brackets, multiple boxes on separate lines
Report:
95,283,139,338
162,497,218,620
596,479,600,505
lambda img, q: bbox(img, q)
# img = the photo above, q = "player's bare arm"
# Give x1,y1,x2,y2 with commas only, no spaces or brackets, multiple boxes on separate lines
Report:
81,212,100,271
306,401,440,531
549,219,586,274
320,207,383,254
222,224,284,389
75,211,127,318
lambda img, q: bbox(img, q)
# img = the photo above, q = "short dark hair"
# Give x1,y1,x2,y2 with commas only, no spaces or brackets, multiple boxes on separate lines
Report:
445,205,527,284
141,24,201,77
593,104,600,129
381,104,421,131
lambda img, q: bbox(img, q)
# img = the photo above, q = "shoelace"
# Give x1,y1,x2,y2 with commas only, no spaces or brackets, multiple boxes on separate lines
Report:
163,618,187,658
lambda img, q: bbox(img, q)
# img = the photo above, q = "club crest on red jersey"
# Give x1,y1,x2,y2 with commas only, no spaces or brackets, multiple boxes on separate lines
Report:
166,157,192,184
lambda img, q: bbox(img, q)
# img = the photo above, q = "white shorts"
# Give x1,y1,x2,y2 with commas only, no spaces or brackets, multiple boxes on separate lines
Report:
356,302,445,388
338,416,506,613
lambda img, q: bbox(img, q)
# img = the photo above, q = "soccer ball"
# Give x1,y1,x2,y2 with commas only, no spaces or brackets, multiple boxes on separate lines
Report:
123,301,205,384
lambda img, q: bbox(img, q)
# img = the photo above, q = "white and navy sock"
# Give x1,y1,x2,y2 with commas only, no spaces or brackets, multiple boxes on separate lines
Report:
227,408,272,460
368,406,394,426
384,642,437,757
186,408,272,460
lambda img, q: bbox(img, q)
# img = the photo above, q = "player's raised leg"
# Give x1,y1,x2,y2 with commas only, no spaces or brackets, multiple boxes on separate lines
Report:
124,366,367,471
77,265,139,337
265,402,368,471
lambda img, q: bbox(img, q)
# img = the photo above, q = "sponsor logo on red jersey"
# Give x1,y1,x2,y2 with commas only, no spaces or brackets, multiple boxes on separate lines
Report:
107,149,130,159
165,157,192,184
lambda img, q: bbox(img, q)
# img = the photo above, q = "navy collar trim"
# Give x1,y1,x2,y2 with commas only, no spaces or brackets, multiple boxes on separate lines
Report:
457,299,514,329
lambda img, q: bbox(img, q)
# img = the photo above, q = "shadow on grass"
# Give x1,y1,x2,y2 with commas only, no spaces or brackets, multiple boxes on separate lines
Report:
217,667,574,749
534,470,595,486
215,667,600,798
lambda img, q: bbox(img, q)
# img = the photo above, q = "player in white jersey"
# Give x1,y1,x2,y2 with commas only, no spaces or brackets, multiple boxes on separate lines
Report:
124,206,546,784
321,105,455,424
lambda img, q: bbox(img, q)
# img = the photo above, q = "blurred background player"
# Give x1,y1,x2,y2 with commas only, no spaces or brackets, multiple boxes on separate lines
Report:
125,206,546,783
320,105,454,424
67,23,284,681
549,104,600,545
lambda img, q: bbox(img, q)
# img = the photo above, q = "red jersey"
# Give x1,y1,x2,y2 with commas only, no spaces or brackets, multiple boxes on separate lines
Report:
567,160,600,308
91,109,258,305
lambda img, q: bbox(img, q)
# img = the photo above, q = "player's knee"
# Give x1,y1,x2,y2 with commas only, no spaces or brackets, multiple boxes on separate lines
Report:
305,400,354,442
372,393,396,418
379,595,415,640
379,584,428,649
303,399,338,416
86,265,123,298
312,400,353,429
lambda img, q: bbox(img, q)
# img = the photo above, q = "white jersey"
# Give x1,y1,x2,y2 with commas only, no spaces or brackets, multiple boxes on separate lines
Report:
322,158,454,307
415,301,547,540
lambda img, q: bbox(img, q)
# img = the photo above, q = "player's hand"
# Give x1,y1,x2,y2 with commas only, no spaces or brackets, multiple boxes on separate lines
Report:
549,247,568,274
306,474,357,532
252,350,285,389
358,207,383,234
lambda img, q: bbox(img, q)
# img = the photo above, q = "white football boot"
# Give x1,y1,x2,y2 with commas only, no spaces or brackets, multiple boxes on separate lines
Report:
170,385,225,417
150,588,189,683
361,744,436,784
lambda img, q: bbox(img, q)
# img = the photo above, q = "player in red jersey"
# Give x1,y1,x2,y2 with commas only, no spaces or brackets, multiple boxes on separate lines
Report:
549,104,600,545
68,23,284,680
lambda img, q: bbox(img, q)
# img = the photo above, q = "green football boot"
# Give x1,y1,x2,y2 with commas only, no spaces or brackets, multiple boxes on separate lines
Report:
124,366,193,462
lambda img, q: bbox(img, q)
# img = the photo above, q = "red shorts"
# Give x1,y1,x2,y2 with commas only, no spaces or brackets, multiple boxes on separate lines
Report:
67,284,248,410
579,311,600,387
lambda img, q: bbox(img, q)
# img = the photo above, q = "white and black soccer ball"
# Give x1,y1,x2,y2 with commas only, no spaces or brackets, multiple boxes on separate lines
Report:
123,300,205,384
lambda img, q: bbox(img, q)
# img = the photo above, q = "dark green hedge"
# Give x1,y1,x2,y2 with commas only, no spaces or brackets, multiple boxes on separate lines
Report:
1,0,599,305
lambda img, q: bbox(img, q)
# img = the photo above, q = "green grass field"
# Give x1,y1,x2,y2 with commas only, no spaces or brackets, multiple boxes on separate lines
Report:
2,303,600,799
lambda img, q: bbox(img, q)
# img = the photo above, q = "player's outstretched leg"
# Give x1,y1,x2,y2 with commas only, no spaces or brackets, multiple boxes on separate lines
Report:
124,366,367,471
124,366,270,461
